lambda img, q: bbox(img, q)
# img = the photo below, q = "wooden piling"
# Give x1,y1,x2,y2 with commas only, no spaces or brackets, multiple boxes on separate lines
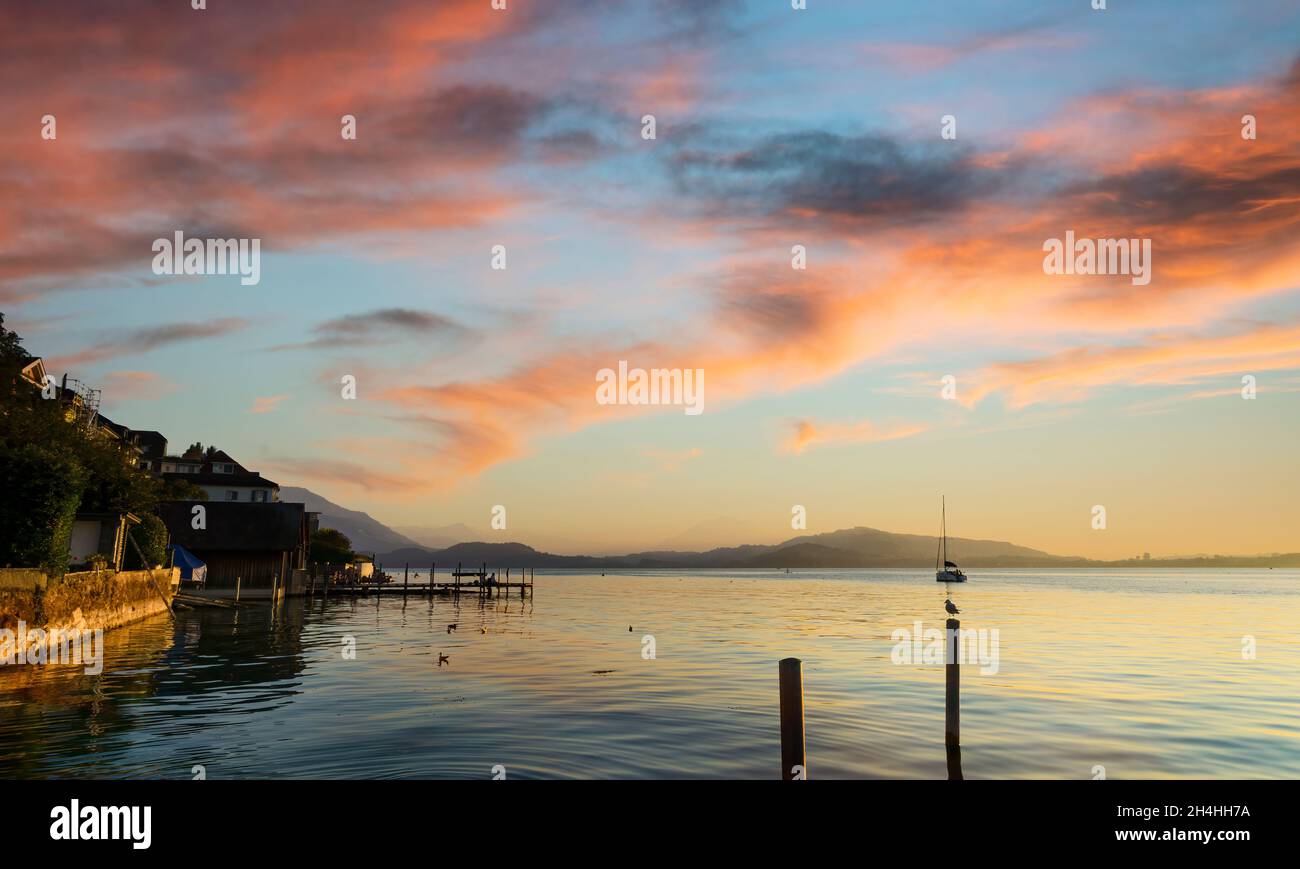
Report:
404,563,409,594
778,657,806,780
946,617,963,781
235,576,241,602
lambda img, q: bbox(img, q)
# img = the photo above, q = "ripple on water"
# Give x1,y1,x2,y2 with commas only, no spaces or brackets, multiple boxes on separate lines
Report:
1,568,1297,779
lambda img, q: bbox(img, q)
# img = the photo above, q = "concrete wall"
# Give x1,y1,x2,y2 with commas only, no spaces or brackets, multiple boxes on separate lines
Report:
0,568,179,637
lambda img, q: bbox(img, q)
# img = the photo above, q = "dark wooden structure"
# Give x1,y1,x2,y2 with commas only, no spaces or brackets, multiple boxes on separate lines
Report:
305,562,534,599
158,501,309,590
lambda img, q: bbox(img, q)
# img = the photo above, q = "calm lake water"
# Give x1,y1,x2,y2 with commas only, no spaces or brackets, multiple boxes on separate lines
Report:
2,569,1297,779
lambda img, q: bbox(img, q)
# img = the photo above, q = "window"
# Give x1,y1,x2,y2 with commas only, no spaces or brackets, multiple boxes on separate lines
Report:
253,490,267,502
225,491,238,501
217,463,234,474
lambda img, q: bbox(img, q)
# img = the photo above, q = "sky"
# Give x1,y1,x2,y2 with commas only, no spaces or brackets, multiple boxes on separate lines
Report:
3,0,1299,558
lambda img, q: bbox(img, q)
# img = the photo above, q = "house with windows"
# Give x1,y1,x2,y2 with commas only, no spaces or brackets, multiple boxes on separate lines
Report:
159,448,279,503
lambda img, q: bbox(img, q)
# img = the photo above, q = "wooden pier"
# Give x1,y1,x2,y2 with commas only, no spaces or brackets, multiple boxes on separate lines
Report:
304,562,535,599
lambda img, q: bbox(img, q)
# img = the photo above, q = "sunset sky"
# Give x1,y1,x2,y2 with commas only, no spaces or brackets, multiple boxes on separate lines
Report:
4,1,1299,558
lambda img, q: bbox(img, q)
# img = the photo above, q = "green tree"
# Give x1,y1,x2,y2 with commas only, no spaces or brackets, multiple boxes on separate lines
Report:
0,442,86,572
309,528,355,564
0,313,27,368
1,317,167,569
126,512,169,569
162,477,209,501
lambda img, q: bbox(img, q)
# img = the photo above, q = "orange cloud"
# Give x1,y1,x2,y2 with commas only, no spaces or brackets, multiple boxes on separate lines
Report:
0,2,530,302
961,323,1300,409
98,371,178,403
784,419,930,455
247,395,290,415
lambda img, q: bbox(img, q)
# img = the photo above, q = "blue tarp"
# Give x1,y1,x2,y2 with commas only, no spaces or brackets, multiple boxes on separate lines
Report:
167,543,207,585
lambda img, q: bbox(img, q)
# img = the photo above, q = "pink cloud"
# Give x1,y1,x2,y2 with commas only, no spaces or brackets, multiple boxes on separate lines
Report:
783,419,930,455
248,395,290,415
98,370,178,403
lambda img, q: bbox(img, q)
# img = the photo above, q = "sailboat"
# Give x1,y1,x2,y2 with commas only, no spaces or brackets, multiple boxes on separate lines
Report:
935,496,967,583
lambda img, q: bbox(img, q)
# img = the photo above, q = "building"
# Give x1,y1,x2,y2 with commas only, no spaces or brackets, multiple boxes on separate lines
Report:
68,512,141,571
131,430,168,473
158,501,311,594
159,448,279,503
18,357,47,390
15,359,159,468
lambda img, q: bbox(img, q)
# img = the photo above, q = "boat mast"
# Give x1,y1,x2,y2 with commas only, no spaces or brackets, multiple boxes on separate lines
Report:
936,496,943,571
942,496,947,567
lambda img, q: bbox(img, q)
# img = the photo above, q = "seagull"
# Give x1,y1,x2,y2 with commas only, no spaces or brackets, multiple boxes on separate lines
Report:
480,626,488,634
438,654,450,666
447,623,457,634
945,599,961,615
628,625,633,632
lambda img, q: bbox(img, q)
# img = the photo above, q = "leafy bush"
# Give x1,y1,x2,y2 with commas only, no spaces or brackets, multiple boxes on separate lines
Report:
309,528,355,564
0,442,85,572
126,512,169,569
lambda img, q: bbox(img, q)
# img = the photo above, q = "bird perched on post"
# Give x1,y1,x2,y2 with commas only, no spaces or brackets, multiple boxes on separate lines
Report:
447,623,457,634
945,599,960,615
438,654,450,666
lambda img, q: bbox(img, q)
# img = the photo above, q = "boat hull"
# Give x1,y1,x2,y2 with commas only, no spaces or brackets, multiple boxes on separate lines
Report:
936,570,967,583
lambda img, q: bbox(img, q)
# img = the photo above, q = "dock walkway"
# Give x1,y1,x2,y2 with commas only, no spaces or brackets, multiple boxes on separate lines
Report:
306,563,535,599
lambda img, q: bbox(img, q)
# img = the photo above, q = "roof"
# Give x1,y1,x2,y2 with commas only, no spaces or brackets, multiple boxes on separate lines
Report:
162,470,279,488
96,415,129,439
19,357,46,383
158,501,306,552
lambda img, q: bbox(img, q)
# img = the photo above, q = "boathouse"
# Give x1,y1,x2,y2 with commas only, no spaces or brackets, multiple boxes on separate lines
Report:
158,501,310,595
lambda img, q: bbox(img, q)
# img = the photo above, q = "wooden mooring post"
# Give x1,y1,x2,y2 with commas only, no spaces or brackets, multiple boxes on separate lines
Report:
404,563,409,594
778,657,806,780
235,576,241,602
946,617,963,781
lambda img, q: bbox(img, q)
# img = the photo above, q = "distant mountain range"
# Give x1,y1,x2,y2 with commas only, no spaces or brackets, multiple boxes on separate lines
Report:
282,487,1300,569
279,486,421,554
392,523,483,549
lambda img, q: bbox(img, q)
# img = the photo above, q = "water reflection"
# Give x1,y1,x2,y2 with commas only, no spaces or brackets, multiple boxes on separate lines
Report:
1,569,1296,779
